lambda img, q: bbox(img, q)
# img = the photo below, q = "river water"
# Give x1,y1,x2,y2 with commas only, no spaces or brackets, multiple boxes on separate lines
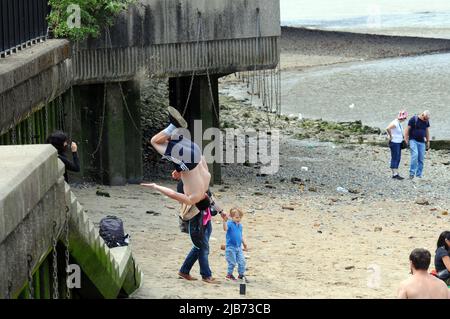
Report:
281,0,450,30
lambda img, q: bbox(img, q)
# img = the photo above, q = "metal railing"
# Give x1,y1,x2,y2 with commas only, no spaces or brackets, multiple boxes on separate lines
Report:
0,0,49,58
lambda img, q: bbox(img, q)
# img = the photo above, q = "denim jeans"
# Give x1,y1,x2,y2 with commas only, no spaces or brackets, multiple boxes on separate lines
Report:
180,218,212,278
409,139,426,177
389,142,402,169
226,246,246,276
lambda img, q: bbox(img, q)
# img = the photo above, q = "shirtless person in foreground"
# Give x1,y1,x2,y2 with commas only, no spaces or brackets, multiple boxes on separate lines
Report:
141,106,211,205
398,248,449,299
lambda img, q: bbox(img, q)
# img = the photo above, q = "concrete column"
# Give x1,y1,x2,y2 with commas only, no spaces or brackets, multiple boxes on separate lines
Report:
198,75,221,185
67,81,143,185
103,83,127,186
65,84,105,183
169,75,222,185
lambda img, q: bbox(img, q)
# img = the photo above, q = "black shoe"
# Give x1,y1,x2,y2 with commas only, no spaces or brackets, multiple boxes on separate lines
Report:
238,275,249,283
392,175,404,180
168,106,188,128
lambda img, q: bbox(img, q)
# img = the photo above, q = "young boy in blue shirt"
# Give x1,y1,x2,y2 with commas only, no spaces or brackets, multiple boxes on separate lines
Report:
222,208,248,281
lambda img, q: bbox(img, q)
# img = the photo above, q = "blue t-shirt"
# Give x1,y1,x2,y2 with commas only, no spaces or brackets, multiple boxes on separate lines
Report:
408,116,430,143
226,221,243,248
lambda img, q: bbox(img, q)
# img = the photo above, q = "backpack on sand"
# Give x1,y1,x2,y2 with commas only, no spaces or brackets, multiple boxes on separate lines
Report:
99,216,130,248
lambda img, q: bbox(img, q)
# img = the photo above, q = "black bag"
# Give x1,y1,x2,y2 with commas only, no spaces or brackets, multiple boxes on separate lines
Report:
401,140,408,150
179,216,189,233
99,216,129,248
399,121,407,150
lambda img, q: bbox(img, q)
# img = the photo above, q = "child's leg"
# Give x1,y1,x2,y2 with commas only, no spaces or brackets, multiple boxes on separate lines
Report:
237,247,246,277
225,247,237,275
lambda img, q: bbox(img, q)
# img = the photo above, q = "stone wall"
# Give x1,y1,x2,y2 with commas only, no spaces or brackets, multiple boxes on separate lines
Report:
0,145,143,298
0,40,71,136
0,145,66,297
139,75,174,180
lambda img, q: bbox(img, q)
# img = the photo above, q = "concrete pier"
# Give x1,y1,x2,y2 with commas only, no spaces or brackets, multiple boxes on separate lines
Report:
0,145,66,297
0,145,142,298
0,0,280,185
65,82,143,185
73,0,280,82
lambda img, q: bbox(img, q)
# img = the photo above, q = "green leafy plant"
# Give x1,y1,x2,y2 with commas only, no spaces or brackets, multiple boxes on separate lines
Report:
48,0,136,41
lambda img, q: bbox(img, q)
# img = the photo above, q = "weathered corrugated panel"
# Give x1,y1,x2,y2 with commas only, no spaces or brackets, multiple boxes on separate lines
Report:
73,37,279,83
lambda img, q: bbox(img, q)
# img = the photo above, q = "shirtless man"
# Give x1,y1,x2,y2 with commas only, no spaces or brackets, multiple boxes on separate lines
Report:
141,106,211,205
398,248,449,299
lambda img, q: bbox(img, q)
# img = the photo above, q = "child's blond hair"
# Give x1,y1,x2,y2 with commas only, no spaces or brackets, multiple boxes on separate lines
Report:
229,207,244,218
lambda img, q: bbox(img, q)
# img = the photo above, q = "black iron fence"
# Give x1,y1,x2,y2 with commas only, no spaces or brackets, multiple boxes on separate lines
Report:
0,0,49,58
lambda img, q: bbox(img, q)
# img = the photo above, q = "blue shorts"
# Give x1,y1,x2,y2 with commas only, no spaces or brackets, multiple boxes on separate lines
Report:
163,135,201,172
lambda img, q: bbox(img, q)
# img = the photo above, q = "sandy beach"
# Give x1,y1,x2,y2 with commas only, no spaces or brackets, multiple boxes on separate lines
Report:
73,184,450,299
68,26,450,299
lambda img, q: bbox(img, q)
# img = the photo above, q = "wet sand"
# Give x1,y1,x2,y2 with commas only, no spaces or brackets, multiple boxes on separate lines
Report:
269,27,450,139
280,53,450,140
327,27,450,40
280,27,450,71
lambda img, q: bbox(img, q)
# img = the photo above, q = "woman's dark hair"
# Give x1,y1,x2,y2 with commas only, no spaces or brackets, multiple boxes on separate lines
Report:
46,130,68,154
437,231,450,250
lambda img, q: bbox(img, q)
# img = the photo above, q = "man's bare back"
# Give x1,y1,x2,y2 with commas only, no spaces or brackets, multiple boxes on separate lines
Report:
180,156,211,202
143,106,212,205
398,272,449,299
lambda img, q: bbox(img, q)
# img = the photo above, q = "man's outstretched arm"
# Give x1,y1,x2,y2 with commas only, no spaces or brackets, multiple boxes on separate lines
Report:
141,183,202,205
